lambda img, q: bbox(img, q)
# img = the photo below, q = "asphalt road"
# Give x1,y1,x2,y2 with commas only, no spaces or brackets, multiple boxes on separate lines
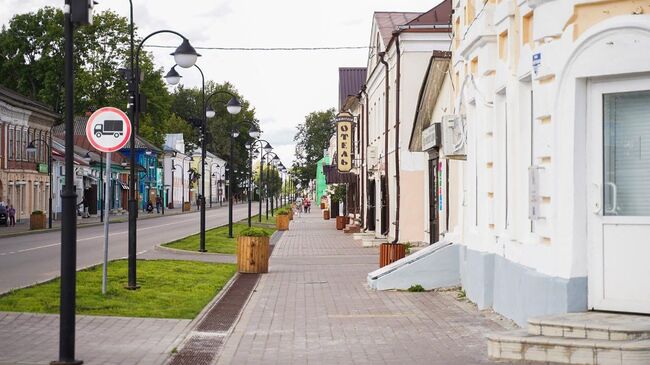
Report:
0,202,264,294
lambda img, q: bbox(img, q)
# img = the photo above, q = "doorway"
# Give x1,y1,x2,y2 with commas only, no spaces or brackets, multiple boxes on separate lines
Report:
367,179,375,231
587,76,650,313
380,175,388,236
428,157,440,244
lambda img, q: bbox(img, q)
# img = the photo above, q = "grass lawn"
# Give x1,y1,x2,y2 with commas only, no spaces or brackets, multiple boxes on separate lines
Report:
163,223,276,254
0,260,237,319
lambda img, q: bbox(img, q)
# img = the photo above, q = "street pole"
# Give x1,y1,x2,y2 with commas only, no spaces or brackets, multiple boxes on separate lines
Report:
228,139,234,238
55,0,81,363
259,155,264,222
171,163,174,209
102,152,111,295
48,135,52,229
247,150,252,227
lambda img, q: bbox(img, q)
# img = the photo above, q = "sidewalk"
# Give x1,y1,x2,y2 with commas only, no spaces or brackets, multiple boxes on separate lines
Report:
214,210,516,365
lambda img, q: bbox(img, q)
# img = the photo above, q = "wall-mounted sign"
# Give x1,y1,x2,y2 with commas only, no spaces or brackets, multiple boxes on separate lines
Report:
37,163,48,173
336,111,355,173
532,53,541,76
422,123,441,151
528,165,544,220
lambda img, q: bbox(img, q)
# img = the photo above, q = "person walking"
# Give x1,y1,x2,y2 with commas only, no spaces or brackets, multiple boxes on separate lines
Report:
155,196,161,214
8,205,16,227
296,196,303,214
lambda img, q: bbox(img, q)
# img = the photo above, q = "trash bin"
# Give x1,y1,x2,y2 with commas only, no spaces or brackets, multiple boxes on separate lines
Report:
336,216,346,230
323,210,330,220
182,202,191,212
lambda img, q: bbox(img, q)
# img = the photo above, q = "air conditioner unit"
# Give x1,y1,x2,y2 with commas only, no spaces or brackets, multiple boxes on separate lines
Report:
367,145,378,170
441,115,467,159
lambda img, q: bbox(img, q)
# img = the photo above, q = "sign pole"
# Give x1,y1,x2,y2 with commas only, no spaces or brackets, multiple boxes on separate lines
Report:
102,152,111,294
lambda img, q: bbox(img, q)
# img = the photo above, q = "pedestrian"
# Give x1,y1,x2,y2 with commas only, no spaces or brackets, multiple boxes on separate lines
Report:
8,205,16,227
146,201,154,214
296,196,303,213
155,196,161,213
305,197,311,213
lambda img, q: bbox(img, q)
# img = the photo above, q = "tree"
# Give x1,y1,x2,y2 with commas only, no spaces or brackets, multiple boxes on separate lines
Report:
293,108,336,185
0,7,182,148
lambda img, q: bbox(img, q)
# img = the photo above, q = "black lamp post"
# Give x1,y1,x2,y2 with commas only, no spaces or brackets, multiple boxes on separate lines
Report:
208,162,221,208
247,139,268,227
26,139,53,229
259,143,273,222
128,30,199,284
261,151,280,220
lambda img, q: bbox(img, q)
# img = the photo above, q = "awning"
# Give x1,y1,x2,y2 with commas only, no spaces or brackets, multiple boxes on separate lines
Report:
323,165,357,184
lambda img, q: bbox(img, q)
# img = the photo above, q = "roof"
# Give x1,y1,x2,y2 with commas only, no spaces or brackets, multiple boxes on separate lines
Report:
409,51,452,152
53,116,162,153
0,85,60,120
374,12,421,46
403,0,452,28
338,67,367,110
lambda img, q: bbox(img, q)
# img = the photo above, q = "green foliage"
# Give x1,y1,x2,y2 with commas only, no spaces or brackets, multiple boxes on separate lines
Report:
293,108,336,185
329,184,347,202
408,284,425,292
457,289,467,300
275,208,290,216
239,227,271,237
0,260,237,319
252,162,282,197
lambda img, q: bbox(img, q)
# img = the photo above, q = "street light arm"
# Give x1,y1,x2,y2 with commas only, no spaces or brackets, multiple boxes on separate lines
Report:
206,90,238,105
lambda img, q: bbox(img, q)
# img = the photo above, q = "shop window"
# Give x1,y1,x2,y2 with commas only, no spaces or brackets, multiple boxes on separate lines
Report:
8,129,14,160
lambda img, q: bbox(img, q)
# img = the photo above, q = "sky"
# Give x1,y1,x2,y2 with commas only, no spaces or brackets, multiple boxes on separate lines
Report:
1,0,440,166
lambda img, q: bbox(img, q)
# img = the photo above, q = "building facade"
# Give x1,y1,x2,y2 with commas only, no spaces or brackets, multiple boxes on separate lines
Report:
0,86,58,222
360,2,452,242
448,0,650,324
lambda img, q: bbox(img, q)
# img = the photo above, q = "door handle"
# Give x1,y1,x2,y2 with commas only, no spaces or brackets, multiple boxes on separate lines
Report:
605,182,618,215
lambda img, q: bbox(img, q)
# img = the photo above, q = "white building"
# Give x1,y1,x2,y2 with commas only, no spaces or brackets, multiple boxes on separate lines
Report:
361,1,452,242
446,0,650,325
163,134,191,209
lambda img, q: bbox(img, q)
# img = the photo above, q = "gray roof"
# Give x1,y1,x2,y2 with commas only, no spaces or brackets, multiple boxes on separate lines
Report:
339,68,367,109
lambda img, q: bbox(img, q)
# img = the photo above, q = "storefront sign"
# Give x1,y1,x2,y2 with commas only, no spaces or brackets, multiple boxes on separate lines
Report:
336,111,355,173
528,165,543,220
422,123,441,151
37,163,48,173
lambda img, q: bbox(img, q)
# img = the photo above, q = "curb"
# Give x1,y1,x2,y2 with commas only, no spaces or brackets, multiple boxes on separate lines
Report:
162,271,242,364
154,244,236,256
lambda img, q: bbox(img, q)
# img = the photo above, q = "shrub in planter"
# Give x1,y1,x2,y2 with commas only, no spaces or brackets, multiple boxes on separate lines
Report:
275,208,290,231
30,210,46,230
237,227,270,273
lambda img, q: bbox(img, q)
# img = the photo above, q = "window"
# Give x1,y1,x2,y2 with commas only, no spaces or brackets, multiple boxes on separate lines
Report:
466,1,475,26
28,129,34,162
8,128,14,160
499,30,509,60
16,129,22,161
23,130,27,161
523,12,534,46
470,57,479,75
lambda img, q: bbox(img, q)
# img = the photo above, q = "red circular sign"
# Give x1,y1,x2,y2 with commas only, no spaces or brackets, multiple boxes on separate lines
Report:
85,107,132,153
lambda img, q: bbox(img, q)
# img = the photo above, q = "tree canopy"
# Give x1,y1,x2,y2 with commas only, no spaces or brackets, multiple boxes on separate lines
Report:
292,108,336,186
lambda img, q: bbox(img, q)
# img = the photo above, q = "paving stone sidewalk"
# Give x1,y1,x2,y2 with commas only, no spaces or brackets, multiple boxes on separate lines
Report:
215,210,516,365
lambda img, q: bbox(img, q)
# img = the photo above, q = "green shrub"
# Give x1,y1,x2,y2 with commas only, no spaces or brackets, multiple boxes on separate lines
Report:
275,208,290,215
407,284,425,292
31,210,44,215
239,227,271,237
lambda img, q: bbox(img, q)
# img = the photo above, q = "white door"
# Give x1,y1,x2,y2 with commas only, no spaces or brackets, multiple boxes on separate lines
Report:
587,76,650,313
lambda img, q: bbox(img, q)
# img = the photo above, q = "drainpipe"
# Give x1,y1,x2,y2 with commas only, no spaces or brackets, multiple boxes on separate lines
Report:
392,34,402,244
378,51,390,238
359,86,369,231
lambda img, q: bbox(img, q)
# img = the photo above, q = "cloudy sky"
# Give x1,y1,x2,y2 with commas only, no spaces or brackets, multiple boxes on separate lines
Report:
1,0,440,165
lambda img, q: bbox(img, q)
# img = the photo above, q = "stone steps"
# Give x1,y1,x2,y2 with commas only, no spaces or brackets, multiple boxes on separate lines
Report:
361,238,387,247
488,312,650,364
352,232,374,240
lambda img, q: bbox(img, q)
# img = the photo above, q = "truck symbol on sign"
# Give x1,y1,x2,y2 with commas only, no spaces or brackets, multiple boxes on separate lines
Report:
94,120,124,138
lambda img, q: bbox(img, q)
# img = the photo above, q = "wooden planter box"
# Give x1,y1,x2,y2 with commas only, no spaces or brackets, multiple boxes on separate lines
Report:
379,243,406,268
182,202,191,212
335,216,346,230
30,213,46,230
276,214,289,231
323,210,330,220
320,202,326,209
237,236,270,273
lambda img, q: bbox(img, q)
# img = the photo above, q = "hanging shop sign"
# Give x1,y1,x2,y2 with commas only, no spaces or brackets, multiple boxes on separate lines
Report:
422,123,441,151
336,111,355,173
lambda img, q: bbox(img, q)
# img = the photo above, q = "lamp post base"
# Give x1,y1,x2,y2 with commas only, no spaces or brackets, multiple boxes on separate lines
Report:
124,285,141,290
51,360,83,365
198,249,207,253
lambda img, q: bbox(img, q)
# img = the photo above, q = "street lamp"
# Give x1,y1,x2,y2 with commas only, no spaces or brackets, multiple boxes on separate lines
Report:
26,139,53,229
126,31,199,271
204,90,242,240
247,138,269,227
208,162,221,208
261,150,280,220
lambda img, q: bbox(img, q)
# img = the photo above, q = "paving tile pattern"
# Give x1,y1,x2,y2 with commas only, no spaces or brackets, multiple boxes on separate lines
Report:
216,211,516,365
0,312,189,365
